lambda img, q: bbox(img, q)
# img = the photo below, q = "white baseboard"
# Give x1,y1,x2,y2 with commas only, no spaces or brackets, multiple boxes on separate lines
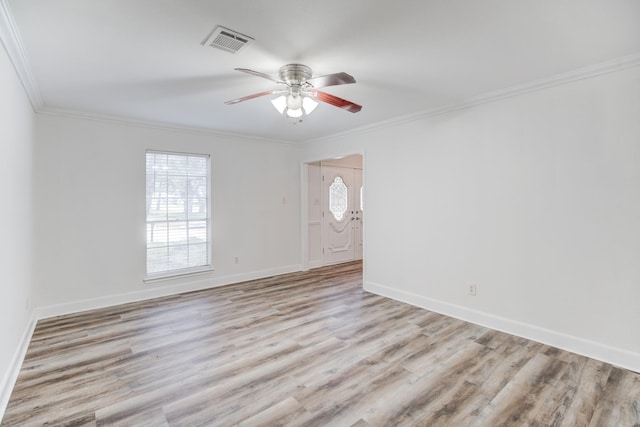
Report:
307,260,323,270
0,312,37,421
1,264,302,420
364,280,640,373
35,264,302,320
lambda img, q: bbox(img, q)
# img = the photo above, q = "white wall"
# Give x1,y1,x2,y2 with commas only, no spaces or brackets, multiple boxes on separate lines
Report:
0,41,36,411
33,115,302,313
302,65,640,370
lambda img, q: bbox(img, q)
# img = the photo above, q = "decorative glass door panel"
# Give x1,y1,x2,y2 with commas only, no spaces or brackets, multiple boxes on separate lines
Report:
329,176,348,221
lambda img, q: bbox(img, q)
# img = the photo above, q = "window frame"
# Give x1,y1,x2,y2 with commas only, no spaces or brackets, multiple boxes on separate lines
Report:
144,149,213,281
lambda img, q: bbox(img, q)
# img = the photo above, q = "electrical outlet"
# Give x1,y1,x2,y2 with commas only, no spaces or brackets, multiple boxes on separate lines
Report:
467,284,477,296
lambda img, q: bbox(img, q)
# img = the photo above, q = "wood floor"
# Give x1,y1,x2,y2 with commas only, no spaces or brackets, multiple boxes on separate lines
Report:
3,262,639,426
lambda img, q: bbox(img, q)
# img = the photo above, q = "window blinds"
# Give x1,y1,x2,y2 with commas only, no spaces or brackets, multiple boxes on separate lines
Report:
146,151,210,276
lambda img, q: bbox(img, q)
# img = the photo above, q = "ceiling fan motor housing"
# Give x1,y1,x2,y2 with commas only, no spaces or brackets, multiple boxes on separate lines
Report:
279,64,312,85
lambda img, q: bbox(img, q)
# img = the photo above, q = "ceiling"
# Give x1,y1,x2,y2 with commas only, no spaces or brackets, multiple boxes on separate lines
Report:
5,0,640,143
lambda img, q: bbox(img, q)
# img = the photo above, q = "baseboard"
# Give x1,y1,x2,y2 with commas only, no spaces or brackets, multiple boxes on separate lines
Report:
308,260,323,270
364,280,640,373
0,311,37,421
1,264,303,420
35,264,303,320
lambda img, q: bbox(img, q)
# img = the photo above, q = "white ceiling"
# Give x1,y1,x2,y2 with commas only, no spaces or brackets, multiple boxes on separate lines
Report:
6,0,640,143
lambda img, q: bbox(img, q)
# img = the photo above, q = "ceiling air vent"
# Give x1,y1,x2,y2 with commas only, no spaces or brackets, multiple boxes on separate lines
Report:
201,26,253,53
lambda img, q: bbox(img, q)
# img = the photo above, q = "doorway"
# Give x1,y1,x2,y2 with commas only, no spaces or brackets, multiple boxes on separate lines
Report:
306,154,363,268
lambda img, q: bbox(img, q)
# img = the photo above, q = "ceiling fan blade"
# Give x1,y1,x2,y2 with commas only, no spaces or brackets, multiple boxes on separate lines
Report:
235,68,284,84
313,90,362,113
224,90,278,105
306,72,356,88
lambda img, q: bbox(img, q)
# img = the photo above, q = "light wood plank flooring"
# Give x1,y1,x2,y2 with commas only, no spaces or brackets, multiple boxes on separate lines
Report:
3,261,639,426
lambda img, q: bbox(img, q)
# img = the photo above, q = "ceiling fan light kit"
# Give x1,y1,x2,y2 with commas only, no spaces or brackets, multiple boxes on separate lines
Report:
225,63,362,122
270,94,318,118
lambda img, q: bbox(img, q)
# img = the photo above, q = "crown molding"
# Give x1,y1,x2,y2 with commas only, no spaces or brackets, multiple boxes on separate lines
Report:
2,0,638,145
309,52,640,144
39,107,299,146
0,0,43,110
462,51,640,107
0,0,298,146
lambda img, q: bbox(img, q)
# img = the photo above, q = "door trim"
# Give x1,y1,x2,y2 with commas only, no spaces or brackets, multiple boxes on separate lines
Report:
300,153,364,271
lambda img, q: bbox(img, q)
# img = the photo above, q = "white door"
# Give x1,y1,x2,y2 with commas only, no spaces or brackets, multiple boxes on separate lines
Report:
354,168,363,260
322,166,356,265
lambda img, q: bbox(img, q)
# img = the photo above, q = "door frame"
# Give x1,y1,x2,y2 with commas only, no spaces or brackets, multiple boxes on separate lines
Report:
300,153,365,271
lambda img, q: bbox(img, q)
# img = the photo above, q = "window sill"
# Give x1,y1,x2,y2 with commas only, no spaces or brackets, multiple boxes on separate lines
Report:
144,266,214,284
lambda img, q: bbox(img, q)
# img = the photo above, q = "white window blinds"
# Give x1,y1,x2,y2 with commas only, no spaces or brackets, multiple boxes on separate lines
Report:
146,151,210,276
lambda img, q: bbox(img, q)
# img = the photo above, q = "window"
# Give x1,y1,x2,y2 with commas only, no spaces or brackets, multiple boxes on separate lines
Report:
146,151,210,277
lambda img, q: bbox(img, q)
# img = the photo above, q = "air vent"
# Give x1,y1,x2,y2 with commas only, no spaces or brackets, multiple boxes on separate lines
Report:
201,26,253,53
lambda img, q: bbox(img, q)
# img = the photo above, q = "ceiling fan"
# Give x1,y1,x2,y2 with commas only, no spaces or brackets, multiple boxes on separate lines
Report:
225,64,362,120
